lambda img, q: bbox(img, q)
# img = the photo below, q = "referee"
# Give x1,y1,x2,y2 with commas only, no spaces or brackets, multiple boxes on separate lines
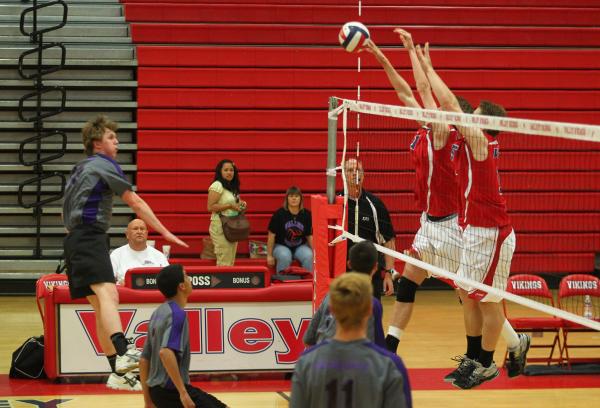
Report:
343,158,395,300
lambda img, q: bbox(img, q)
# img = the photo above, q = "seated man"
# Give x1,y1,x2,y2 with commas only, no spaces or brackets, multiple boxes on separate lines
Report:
111,219,169,285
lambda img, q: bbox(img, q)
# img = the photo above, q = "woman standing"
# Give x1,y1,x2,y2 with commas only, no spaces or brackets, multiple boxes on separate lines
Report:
207,159,246,266
267,186,313,273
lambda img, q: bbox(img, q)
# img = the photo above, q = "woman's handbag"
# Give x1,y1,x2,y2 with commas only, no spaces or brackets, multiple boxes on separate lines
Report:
219,212,250,242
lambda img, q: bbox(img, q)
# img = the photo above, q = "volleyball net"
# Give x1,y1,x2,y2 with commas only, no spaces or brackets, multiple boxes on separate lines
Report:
316,97,600,331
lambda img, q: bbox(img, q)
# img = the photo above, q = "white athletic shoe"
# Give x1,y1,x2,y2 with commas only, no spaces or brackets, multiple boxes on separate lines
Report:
106,372,142,391
115,348,141,374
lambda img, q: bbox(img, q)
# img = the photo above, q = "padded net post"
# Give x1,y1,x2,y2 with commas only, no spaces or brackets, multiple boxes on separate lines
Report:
311,194,346,311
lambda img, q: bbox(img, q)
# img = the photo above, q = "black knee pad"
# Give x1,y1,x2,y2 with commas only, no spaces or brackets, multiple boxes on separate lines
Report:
396,276,419,303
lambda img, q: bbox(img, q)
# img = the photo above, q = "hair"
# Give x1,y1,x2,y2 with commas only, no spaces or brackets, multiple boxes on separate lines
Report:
283,185,304,211
156,264,185,298
329,272,373,329
213,159,240,195
81,115,118,156
456,95,474,114
348,240,378,275
478,100,507,137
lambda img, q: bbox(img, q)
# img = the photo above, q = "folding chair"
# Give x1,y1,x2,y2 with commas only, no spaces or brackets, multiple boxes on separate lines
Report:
557,274,600,368
503,274,563,366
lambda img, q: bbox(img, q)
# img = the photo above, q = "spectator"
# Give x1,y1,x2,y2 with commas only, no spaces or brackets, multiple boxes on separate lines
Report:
110,218,169,285
206,159,246,266
267,186,313,273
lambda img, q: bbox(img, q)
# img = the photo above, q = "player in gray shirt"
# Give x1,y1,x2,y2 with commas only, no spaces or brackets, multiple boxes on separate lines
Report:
62,115,188,391
292,273,412,408
304,240,386,348
140,264,226,408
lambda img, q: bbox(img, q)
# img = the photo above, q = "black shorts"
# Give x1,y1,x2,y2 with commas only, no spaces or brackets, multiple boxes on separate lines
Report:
150,384,227,408
64,224,115,299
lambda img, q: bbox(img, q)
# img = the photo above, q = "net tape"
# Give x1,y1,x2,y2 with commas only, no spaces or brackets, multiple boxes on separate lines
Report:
331,226,600,332
329,97,600,332
331,98,600,143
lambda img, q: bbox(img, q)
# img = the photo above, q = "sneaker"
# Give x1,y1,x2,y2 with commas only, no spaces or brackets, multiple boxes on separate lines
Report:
506,333,531,378
106,372,142,391
443,355,475,383
115,348,141,374
453,361,499,390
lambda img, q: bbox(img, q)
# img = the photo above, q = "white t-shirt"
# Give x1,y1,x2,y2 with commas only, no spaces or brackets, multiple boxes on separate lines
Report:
110,244,169,285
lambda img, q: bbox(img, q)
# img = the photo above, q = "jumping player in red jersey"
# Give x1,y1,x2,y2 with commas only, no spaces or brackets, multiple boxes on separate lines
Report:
364,29,469,353
417,43,530,389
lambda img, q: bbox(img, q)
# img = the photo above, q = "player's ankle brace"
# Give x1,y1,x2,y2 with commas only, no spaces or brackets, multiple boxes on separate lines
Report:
110,332,129,356
396,276,419,303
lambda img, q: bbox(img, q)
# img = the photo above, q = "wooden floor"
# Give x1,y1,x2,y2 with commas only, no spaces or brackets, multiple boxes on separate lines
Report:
1,291,599,407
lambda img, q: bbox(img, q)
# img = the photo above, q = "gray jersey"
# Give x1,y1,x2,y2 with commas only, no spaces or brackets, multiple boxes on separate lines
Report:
142,300,191,388
291,339,412,408
303,294,386,348
63,153,131,231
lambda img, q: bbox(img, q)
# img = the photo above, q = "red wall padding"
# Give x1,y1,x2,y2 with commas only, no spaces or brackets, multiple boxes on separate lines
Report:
137,46,600,69
127,2,600,273
131,24,600,47
124,4,600,26
138,67,600,90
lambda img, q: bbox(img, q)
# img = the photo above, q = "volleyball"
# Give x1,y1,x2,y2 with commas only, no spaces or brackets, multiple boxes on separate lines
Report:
338,21,370,53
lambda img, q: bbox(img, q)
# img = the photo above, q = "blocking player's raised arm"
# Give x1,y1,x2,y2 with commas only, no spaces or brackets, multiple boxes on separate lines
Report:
396,28,437,111
364,39,421,110
416,43,488,158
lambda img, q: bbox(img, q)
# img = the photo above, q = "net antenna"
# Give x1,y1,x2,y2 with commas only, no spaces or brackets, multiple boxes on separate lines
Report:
328,97,600,331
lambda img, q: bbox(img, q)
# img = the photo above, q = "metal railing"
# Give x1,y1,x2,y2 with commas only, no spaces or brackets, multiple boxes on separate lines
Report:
16,0,68,258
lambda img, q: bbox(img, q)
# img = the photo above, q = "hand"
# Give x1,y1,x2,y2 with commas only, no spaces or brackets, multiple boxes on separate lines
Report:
144,394,157,408
239,200,247,211
164,232,189,248
383,273,394,296
415,43,432,72
360,38,379,56
267,255,275,267
180,391,195,408
393,28,414,51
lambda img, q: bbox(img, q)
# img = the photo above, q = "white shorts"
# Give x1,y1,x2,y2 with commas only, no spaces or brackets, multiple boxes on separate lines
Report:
457,224,516,303
412,212,463,278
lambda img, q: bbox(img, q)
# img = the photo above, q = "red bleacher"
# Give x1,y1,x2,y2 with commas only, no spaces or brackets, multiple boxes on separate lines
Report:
122,0,600,275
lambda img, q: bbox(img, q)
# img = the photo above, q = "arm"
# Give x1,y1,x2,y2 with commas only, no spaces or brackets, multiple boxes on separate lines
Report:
266,231,276,268
395,28,437,110
139,357,156,408
158,348,195,408
306,235,313,249
416,44,488,159
207,190,241,213
382,238,396,296
364,39,421,109
290,364,308,408
121,190,188,248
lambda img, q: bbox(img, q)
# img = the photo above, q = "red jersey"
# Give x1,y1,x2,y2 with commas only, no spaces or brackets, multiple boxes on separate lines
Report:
410,126,459,217
451,132,511,228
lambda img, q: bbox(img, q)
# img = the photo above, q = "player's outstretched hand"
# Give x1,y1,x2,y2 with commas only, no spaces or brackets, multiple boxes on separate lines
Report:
164,232,189,248
394,28,415,51
415,43,433,72
180,392,195,408
360,38,377,55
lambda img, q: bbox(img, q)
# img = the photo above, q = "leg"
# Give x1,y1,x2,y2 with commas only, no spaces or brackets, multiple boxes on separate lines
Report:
210,219,236,266
292,244,314,272
273,244,293,273
87,294,117,357
88,282,124,346
385,262,428,352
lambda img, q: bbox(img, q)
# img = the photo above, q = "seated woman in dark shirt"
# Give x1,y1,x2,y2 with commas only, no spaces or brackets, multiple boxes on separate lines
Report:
267,186,313,274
